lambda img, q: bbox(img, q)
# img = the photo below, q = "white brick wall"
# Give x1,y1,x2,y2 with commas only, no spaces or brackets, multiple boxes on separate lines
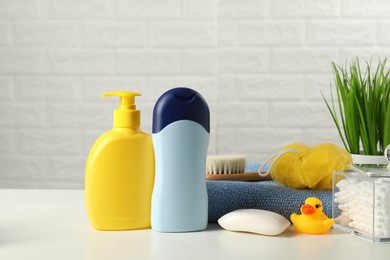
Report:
0,0,388,188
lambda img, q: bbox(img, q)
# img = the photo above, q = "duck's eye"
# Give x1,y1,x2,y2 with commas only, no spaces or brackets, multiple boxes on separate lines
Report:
315,204,321,209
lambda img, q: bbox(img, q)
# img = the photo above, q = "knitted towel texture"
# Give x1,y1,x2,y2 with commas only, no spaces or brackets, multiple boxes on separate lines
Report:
207,163,332,222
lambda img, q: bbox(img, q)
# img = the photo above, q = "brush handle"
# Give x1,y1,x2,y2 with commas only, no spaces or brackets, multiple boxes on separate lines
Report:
206,172,272,181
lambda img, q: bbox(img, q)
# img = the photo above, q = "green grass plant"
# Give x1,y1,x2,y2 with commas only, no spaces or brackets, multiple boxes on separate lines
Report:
322,58,390,155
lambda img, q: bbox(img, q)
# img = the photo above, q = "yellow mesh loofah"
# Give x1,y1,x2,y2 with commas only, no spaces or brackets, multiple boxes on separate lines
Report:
270,143,352,190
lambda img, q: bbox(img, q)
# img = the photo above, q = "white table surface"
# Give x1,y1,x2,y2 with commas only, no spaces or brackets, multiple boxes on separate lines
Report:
1,189,389,260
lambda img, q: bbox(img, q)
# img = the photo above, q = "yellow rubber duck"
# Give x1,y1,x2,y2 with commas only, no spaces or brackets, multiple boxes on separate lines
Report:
290,197,335,234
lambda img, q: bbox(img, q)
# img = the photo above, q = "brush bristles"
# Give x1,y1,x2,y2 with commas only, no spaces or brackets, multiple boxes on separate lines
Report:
206,155,246,174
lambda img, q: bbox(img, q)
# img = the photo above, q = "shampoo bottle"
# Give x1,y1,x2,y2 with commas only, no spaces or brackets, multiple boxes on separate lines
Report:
151,87,210,232
85,91,155,230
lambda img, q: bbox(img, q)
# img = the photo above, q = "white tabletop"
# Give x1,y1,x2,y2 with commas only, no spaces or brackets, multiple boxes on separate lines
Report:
0,189,389,260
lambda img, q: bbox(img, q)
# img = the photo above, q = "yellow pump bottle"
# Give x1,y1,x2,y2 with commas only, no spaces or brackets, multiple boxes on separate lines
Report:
85,91,155,230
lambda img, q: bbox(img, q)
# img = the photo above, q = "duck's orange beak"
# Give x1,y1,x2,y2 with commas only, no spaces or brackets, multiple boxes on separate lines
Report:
302,204,315,215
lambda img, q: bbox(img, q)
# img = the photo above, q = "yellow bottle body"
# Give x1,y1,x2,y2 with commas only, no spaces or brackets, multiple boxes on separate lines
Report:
85,128,155,230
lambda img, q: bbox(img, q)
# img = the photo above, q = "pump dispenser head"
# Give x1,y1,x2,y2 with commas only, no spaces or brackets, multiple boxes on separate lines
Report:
101,91,141,128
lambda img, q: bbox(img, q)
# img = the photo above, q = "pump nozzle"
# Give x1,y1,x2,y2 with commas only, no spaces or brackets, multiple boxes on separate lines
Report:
101,91,142,128
102,91,141,110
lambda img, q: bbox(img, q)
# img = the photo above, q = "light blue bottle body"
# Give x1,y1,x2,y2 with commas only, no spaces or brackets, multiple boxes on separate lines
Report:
152,120,209,232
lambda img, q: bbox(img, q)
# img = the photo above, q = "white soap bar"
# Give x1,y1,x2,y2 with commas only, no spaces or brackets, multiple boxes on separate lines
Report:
218,209,290,236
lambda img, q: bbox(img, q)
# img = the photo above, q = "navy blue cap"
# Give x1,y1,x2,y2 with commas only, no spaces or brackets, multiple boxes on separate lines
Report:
152,87,210,133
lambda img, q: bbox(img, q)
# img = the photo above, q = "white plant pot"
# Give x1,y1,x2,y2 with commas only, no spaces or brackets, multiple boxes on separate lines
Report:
351,154,388,165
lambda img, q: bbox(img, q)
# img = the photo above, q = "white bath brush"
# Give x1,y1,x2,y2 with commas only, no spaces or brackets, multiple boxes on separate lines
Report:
206,155,271,181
